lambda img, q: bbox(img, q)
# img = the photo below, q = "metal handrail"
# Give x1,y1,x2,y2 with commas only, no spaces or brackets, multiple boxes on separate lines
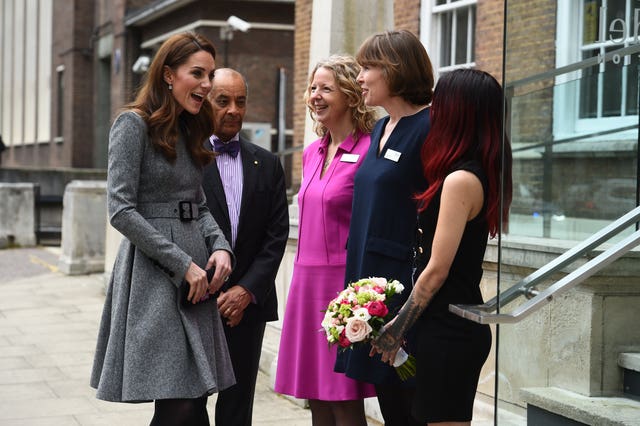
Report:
505,43,640,89
449,206,640,324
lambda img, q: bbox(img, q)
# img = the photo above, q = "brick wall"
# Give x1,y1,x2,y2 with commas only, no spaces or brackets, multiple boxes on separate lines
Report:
503,0,556,199
476,0,504,82
291,0,313,193
48,0,95,168
394,0,421,34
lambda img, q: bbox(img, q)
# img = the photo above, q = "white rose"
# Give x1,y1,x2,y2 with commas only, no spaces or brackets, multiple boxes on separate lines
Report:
321,311,334,330
345,317,373,342
391,280,404,293
352,307,371,321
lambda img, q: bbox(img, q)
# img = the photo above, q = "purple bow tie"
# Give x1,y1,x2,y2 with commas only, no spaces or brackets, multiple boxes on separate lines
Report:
212,137,240,157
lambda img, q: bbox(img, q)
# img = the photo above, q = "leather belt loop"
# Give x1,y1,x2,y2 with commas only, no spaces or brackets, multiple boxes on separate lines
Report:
137,201,198,221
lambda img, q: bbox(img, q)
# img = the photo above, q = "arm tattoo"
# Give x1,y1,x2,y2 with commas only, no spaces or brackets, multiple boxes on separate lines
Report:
386,292,429,343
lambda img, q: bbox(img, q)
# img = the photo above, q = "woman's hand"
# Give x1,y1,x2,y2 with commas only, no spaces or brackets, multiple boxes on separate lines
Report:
206,250,232,294
184,262,209,304
369,318,403,365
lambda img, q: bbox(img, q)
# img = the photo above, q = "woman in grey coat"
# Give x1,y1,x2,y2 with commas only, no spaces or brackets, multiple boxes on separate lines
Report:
90,32,235,425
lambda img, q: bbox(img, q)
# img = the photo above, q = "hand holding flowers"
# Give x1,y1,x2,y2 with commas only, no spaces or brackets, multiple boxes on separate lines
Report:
321,277,416,380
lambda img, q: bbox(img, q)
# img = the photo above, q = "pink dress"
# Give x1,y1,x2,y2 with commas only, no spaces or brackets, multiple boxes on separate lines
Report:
275,133,376,400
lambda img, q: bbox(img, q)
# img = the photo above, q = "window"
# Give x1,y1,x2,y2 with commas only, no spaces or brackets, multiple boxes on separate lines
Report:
555,0,639,140
0,0,52,146
580,0,638,118
421,0,477,73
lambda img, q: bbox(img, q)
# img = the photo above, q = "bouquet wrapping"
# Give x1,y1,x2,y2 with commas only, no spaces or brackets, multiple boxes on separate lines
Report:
321,277,416,380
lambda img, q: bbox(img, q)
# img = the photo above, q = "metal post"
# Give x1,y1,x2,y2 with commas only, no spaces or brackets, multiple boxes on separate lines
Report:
277,67,286,167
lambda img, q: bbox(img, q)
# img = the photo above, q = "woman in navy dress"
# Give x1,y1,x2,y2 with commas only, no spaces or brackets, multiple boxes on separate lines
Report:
334,30,434,426
371,69,513,424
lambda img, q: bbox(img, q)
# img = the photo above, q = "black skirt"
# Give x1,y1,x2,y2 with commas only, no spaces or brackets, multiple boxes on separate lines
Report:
412,316,491,423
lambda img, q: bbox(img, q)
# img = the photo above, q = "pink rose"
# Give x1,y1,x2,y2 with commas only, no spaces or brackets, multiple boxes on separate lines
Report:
338,330,351,348
365,300,389,317
345,318,373,343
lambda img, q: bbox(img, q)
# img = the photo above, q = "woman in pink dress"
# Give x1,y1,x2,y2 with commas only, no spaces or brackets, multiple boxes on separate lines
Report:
275,55,377,425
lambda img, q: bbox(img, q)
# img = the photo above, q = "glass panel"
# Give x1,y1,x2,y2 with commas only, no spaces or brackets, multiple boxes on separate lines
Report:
439,11,452,66
455,7,468,65
603,47,623,117
579,50,599,118
582,0,602,44
470,6,476,63
626,54,639,114
508,69,637,241
497,1,640,425
607,0,626,23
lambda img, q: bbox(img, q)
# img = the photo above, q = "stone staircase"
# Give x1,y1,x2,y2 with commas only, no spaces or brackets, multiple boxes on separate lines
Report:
522,352,640,425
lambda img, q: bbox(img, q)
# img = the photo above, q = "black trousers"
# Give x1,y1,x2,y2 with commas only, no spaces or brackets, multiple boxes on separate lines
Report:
214,319,266,426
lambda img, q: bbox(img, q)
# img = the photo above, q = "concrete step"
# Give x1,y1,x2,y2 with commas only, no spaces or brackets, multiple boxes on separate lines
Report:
521,387,640,425
619,353,640,398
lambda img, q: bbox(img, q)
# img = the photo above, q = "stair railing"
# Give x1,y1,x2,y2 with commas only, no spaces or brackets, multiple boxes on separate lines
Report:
450,206,640,324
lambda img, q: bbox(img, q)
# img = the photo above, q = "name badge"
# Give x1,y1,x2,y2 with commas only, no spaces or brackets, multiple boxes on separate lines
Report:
340,153,360,163
384,149,402,162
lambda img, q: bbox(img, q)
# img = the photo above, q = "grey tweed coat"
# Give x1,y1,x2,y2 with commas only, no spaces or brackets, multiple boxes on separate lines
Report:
90,111,235,402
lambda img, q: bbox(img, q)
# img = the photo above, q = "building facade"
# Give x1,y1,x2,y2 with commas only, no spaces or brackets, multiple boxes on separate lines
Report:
288,1,640,424
0,0,294,172
1,1,638,423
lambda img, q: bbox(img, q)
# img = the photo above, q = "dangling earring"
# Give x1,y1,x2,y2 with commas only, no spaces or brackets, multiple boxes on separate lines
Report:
168,83,173,91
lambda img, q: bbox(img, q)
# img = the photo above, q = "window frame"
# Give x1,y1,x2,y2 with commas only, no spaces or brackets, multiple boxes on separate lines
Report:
420,0,477,76
554,0,639,142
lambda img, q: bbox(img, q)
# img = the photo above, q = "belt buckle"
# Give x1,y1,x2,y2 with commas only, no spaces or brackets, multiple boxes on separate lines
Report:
179,201,194,221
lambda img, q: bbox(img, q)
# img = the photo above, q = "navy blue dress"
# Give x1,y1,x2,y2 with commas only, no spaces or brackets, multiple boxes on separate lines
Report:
335,107,430,385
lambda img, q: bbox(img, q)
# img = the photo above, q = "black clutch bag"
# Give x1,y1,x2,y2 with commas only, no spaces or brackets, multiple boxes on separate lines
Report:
181,267,215,307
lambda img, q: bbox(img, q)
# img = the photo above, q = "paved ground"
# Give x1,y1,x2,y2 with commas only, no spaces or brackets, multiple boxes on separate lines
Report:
0,246,503,425
0,246,319,425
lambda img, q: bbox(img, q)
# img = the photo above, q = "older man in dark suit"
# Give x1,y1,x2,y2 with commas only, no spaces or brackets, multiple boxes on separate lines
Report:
202,68,289,426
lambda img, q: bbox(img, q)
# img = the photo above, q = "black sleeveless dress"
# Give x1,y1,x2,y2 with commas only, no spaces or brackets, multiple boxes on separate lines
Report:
412,160,492,423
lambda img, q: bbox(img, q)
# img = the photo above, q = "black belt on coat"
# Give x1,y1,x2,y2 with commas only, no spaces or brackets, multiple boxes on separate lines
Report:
137,201,198,221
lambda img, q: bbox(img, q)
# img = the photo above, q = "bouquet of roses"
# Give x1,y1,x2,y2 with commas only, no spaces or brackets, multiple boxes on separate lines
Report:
321,277,416,380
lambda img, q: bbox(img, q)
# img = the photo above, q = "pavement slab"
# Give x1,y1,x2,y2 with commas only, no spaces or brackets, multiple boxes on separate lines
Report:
0,247,319,425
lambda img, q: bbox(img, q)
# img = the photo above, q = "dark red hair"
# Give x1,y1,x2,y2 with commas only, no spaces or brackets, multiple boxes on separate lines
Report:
416,69,512,237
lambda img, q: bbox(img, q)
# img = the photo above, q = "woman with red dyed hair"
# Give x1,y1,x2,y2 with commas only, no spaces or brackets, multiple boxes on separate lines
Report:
371,68,512,425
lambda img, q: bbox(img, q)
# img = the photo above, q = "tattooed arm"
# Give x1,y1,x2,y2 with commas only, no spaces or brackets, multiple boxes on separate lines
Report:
371,170,485,365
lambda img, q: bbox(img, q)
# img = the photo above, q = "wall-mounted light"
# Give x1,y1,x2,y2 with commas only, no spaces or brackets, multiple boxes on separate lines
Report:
132,55,150,74
220,15,251,66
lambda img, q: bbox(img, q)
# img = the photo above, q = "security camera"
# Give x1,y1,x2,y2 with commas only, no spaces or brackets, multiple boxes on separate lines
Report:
132,55,150,74
227,15,251,32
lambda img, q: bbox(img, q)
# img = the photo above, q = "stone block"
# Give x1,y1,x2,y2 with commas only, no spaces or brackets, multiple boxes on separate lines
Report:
58,181,107,275
0,183,36,247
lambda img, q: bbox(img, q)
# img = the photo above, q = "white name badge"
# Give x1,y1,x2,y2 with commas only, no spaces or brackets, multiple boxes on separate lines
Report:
384,149,402,162
340,153,360,163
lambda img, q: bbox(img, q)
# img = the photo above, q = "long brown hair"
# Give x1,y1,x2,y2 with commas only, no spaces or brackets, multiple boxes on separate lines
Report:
127,32,216,166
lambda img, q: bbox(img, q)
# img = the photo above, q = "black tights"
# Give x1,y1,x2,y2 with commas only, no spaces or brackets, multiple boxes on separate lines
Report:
150,396,209,426
308,399,367,426
375,384,421,426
